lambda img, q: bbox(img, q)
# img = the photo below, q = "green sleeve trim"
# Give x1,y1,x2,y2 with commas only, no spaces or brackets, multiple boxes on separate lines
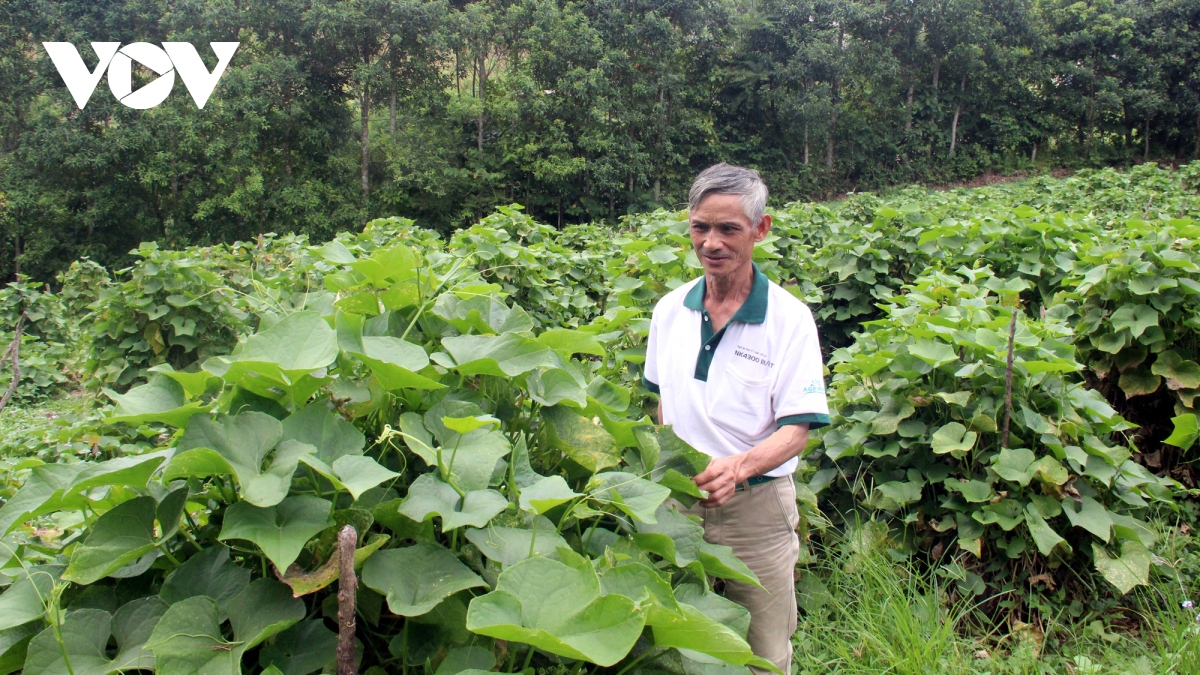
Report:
642,376,661,395
777,413,830,430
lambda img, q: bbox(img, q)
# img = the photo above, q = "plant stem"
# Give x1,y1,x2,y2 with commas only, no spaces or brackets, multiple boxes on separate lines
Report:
1002,307,1018,449
521,643,536,671
615,648,665,675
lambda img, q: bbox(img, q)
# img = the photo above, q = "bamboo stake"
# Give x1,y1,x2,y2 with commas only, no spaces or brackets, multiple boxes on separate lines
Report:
337,525,358,675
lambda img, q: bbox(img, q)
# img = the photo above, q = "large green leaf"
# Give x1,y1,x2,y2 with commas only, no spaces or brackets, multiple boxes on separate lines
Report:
1151,350,1200,390
225,578,306,651
425,401,512,492
354,336,443,391
465,556,645,666
172,412,311,507
542,405,622,472
0,566,60,631
257,620,338,675
1109,304,1158,338
281,402,366,463
1163,414,1198,448
331,455,400,500
587,472,670,524
441,333,554,377
635,425,711,479
1092,540,1150,595
104,374,211,428
148,363,219,399
22,609,113,675
1117,368,1161,398
992,448,1036,486
362,543,487,616
0,465,87,535
633,505,760,587
435,294,534,335
399,474,508,530
930,422,977,457
518,475,580,515
1024,507,1068,556
0,623,35,675
145,597,238,674
598,563,681,623
236,311,339,375
1063,496,1113,541
159,546,251,607
527,368,589,408
22,598,167,675
536,328,605,357
650,602,778,674
908,339,958,367
63,496,159,585
464,524,569,567
218,496,335,572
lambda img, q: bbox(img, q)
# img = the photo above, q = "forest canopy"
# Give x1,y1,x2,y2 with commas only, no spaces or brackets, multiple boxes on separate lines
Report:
1,0,1198,280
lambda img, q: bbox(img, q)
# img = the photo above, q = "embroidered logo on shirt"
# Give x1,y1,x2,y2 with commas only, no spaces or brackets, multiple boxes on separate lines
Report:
734,345,774,368
802,378,825,394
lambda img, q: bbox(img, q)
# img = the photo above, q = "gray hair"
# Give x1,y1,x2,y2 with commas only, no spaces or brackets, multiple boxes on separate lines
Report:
688,163,769,224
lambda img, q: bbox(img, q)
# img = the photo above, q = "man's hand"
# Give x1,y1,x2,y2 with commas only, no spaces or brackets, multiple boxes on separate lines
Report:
693,454,751,508
690,424,810,508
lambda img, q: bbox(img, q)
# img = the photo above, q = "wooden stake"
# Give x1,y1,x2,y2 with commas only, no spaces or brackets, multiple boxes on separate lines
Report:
337,525,358,675
0,312,26,413
1001,308,1018,449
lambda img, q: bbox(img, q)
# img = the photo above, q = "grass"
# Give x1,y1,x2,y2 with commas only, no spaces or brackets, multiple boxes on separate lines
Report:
791,527,1200,675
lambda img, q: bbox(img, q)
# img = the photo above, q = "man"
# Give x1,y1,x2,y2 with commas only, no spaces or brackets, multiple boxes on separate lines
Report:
642,163,830,675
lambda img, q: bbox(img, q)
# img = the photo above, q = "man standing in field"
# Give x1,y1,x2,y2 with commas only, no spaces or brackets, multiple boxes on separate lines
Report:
642,163,830,675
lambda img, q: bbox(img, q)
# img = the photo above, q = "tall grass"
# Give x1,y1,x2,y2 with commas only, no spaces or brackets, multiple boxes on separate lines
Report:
791,525,1200,675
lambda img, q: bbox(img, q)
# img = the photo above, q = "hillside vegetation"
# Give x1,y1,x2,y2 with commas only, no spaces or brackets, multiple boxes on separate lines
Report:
0,163,1198,674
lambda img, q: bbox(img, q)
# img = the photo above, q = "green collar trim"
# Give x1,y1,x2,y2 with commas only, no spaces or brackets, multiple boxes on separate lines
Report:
687,264,770,382
683,264,769,324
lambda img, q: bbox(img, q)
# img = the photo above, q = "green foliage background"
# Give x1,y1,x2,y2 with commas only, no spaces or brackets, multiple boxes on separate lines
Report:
0,164,1198,674
3,0,1200,281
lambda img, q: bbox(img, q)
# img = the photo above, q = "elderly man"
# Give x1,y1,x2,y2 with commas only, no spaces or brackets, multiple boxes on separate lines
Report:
642,163,830,675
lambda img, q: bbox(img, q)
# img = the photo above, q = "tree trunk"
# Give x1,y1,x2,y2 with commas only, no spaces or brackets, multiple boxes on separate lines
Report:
931,59,940,104
825,111,836,172
904,81,915,132
13,233,19,279
1194,110,1199,159
803,124,809,165
361,80,370,200
389,71,396,136
476,51,485,152
929,59,940,156
557,196,563,229
949,74,966,157
284,128,292,182
1144,117,1151,161
1031,142,1037,163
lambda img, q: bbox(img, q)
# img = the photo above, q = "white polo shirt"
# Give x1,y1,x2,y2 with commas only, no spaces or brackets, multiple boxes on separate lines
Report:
642,265,830,478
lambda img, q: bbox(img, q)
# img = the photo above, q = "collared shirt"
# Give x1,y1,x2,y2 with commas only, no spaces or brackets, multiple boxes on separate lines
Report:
642,265,830,477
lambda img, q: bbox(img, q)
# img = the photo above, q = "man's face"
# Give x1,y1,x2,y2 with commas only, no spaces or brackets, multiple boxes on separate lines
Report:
689,193,771,280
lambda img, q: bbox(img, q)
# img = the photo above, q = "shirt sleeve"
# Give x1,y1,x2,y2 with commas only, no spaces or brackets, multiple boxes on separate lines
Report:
642,307,660,395
772,306,830,429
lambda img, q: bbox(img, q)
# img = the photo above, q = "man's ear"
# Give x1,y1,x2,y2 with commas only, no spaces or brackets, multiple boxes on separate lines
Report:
754,214,772,242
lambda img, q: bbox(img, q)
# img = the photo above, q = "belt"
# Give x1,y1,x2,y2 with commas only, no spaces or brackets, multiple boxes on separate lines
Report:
736,475,778,491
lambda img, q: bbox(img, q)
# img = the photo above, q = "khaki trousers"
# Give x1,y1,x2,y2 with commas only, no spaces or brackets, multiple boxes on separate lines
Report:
681,477,799,675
